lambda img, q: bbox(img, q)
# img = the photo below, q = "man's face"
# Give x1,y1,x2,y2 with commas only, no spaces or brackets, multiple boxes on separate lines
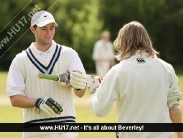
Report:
33,23,56,45
102,36,110,43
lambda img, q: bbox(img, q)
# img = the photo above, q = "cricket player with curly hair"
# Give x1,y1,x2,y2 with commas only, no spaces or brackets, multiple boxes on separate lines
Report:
90,21,183,138
6,10,88,138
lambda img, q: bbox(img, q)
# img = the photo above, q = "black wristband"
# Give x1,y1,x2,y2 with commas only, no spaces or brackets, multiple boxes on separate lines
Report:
35,98,42,108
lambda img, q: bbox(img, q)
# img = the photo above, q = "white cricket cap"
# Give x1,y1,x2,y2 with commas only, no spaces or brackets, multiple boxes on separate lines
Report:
31,10,58,27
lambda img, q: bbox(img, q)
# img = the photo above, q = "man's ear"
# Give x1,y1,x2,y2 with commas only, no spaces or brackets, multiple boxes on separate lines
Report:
30,26,36,34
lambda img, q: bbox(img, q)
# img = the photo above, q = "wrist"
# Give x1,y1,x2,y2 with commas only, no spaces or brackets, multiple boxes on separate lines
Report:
35,98,42,108
74,88,83,93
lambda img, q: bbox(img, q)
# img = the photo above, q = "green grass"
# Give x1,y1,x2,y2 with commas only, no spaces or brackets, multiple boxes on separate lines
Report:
0,72,183,138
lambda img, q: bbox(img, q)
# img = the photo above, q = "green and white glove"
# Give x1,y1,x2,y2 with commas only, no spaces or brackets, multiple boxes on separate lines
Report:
70,70,87,90
35,97,63,116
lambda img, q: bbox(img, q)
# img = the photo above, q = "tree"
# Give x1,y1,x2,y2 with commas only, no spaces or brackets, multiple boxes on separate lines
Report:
0,0,103,72
98,0,183,68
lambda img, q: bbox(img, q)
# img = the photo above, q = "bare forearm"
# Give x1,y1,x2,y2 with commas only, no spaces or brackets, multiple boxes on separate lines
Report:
10,94,37,108
169,104,183,138
169,105,182,123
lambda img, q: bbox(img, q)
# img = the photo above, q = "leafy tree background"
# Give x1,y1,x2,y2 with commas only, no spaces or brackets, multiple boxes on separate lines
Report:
0,0,183,73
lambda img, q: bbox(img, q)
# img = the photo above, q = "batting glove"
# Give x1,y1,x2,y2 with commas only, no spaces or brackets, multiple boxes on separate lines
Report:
57,72,70,86
87,76,102,94
70,70,87,90
35,97,63,116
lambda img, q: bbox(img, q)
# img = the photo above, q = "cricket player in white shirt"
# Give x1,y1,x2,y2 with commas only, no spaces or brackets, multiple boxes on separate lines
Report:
90,21,183,138
92,31,115,78
6,10,87,138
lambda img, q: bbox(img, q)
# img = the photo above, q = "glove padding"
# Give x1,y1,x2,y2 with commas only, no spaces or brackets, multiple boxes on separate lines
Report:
87,76,102,94
57,72,70,86
70,70,87,90
35,97,63,116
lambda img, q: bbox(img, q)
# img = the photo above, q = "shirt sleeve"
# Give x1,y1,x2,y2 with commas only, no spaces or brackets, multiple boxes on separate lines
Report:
90,66,119,117
68,49,86,74
167,65,183,108
6,57,25,97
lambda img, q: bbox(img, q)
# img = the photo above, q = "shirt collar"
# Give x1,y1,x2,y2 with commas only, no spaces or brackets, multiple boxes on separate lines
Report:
30,40,56,54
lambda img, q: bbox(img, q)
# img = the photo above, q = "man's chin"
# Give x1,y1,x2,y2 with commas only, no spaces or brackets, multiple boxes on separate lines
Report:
43,40,52,45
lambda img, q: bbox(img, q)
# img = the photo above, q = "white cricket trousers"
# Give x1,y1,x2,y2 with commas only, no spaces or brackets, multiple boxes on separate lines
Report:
28,132,78,138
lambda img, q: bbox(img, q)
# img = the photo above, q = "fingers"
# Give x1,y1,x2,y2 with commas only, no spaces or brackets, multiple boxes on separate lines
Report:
70,80,87,89
40,104,56,116
57,73,70,85
70,71,87,90
71,71,87,79
70,74,87,85
36,97,64,117
87,76,101,94
46,98,63,114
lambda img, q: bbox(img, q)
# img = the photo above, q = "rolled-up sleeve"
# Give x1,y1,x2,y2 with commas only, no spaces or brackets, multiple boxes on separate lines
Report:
167,66,182,108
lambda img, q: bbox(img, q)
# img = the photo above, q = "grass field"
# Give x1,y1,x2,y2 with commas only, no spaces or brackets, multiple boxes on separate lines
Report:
0,71,183,138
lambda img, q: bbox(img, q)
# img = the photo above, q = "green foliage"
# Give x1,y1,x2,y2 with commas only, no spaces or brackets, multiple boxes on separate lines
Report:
52,0,102,72
0,0,183,72
71,0,103,71
0,72,8,96
98,0,183,68
0,0,102,72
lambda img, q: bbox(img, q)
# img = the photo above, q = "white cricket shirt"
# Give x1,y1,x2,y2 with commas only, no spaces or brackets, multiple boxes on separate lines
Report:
90,51,182,138
92,39,114,61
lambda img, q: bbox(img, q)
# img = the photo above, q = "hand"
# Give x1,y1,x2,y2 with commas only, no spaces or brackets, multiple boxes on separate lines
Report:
35,97,63,116
70,70,87,90
57,72,70,86
87,76,102,94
